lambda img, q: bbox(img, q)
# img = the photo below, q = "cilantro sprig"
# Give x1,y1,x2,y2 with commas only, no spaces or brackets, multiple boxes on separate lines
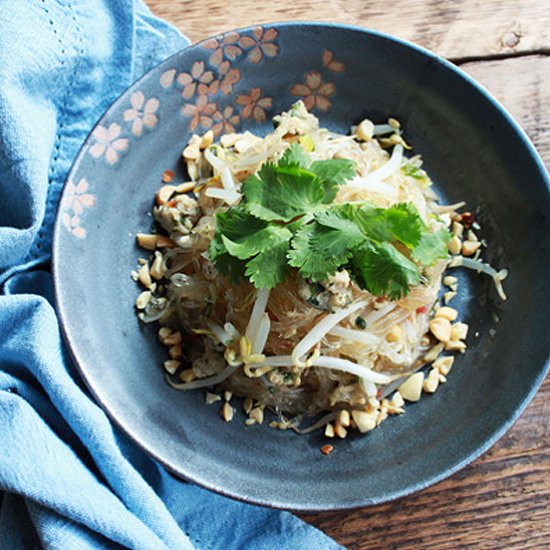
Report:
209,143,450,299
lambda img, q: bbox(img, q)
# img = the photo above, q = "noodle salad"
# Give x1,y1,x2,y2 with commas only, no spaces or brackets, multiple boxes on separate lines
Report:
133,101,507,448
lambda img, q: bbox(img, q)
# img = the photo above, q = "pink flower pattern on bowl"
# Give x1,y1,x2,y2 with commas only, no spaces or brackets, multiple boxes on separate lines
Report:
61,178,95,238
212,106,240,136
238,27,279,64
290,71,336,112
123,92,159,137
215,61,241,96
177,61,216,99
73,27,347,239
236,88,273,122
203,32,243,66
182,94,217,131
322,50,345,72
89,123,129,164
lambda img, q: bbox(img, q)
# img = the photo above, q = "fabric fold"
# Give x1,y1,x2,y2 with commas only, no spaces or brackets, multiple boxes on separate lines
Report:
0,1,342,549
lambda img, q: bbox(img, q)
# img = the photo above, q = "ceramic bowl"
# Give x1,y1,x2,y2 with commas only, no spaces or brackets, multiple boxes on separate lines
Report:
53,23,550,511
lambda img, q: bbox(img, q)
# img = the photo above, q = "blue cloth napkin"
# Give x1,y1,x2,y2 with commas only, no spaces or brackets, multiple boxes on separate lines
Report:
0,2,342,548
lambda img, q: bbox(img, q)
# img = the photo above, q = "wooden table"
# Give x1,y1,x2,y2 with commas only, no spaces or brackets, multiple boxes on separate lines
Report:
146,2,550,547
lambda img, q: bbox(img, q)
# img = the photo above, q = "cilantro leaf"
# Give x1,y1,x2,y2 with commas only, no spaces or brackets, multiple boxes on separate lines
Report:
351,242,420,300
309,159,355,202
314,203,365,236
288,222,361,281
222,224,292,260
215,205,266,241
384,203,424,248
208,232,247,283
344,204,392,242
309,159,355,185
210,139,447,296
243,163,325,222
245,240,290,289
411,227,451,265
279,143,311,168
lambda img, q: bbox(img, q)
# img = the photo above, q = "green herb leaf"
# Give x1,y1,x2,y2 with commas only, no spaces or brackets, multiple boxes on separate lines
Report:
351,242,420,300
279,142,311,168
243,163,325,222
210,142,448,296
384,203,424,248
222,224,292,260
288,221,362,281
208,232,247,283
215,205,266,241
411,227,452,265
309,159,355,202
245,240,290,289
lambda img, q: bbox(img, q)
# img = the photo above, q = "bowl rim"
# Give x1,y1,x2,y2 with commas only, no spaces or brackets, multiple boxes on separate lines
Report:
52,21,550,512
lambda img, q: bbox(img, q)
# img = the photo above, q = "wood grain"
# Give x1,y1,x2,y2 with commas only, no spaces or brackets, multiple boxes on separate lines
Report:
146,0,550,61
145,1,550,548
460,55,550,167
300,377,550,549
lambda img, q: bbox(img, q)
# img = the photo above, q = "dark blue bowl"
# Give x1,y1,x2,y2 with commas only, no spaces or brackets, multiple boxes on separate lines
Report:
53,23,550,511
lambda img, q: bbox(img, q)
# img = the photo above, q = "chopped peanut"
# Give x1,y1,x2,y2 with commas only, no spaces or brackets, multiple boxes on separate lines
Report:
445,340,467,352
136,233,157,250
452,221,464,238
249,408,264,424
450,322,469,341
429,317,452,342
150,251,165,280
156,185,175,205
183,143,200,160
351,410,377,433
169,345,182,360
433,356,455,376
448,235,462,255
334,423,348,439
205,392,221,405
221,402,235,422
337,409,350,428
163,330,182,346
391,391,405,409
179,369,195,383
163,359,181,375
423,342,445,363
138,263,152,288
158,327,172,343
435,306,458,322
462,240,481,256
423,368,440,393
156,234,176,248
324,423,335,438
200,130,214,150
135,291,151,309
398,372,424,402
174,181,196,194
243,397,254,414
